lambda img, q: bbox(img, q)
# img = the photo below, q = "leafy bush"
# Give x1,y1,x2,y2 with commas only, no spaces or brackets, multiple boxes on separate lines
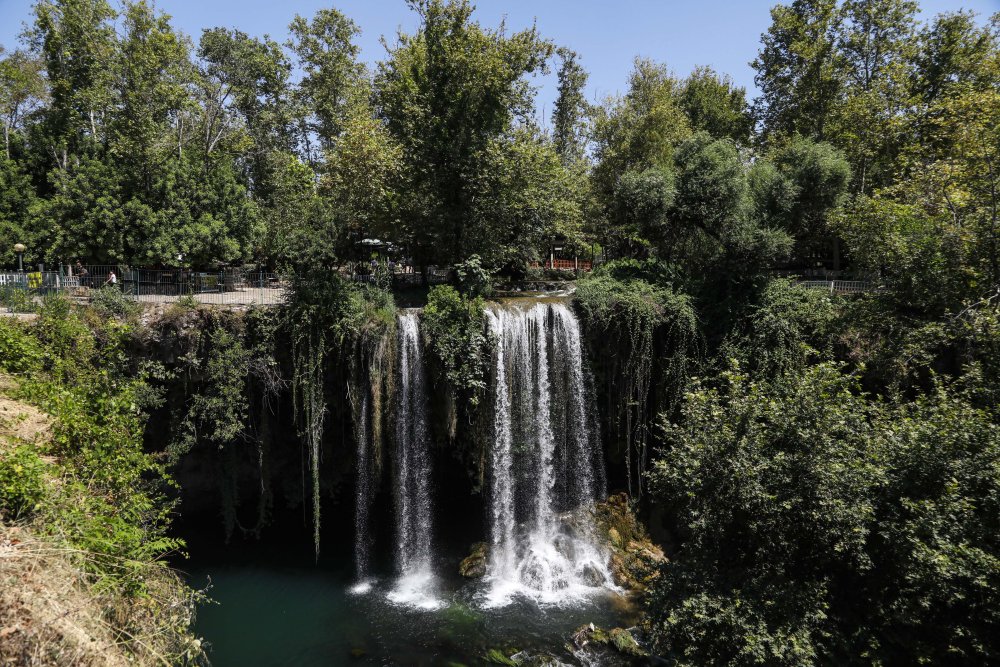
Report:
721,278,839,377
0,445,46,519
90,285,140,319
0,284,34,313
0,318,43,374
648,364,1000,664
454,254,494,297
422,285,489,402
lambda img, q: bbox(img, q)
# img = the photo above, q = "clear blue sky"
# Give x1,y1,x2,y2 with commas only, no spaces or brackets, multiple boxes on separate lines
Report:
2,0,998,124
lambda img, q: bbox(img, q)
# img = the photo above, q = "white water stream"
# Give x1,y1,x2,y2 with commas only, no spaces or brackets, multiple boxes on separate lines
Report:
484,301,612,607
388,310,440,609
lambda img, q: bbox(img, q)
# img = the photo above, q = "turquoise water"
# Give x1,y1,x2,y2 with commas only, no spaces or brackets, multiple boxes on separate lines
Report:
182,544,636,666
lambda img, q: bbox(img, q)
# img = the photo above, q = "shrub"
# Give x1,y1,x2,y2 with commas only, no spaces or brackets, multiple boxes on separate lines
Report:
648,364,1000,664
0,319,43,374
90,285,140,319
422,285,489,402
0,445,46,519
0,285,34,313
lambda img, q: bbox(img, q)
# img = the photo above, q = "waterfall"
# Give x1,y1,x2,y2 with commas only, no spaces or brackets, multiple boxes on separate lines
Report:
485,300,612,607
388,310,439,608
352,391,373,592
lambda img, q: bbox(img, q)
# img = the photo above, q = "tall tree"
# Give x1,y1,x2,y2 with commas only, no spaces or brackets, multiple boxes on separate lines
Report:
752,0,842,142
828,0,917,192
551,47,590,164
28,0,117,165
287,8,364,164
679,66,753,145
0,48,47,159
375,0,552,265
591,58,691,255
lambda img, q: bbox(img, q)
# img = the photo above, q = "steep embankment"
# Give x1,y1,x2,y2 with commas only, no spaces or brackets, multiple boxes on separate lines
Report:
0,300,206,667
0,383,128,665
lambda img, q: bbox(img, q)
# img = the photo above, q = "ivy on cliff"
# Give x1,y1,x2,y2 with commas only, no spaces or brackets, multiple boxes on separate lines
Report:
575,261,700,496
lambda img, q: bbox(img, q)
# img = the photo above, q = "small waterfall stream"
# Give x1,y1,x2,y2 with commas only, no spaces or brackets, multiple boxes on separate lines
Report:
351,392,373,592
388,310,439,608
485,300,612,607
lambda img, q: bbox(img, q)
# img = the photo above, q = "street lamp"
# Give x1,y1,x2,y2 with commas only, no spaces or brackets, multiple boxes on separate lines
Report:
13,243,25,273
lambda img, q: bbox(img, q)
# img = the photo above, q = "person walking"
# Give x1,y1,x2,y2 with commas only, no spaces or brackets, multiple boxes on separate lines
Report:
75,261,90,287
104,270,118,289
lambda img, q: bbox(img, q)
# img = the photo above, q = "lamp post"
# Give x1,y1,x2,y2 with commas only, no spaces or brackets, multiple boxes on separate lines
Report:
13,243,25,273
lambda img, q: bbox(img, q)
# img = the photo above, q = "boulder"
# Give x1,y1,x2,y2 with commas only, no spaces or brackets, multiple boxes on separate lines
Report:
579,563,607,587
459,541,488,578
571,624,649,663
592,494,666,592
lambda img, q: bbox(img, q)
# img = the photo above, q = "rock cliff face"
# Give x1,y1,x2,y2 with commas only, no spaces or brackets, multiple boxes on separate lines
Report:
592,493,665,593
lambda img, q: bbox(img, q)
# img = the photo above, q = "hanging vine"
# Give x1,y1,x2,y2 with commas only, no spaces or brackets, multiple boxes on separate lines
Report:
292,323,326,562
286,272,394,560
575,268,701,497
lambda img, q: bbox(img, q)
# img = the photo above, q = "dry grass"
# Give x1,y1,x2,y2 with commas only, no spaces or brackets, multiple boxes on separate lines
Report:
0,525,130,667
0,378,51,450
0,382,205,666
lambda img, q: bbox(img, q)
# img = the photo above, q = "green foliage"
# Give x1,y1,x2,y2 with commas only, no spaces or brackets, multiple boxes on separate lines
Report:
679,66,753,145
591,58,691,254
835,196,979,315
576,264,700,495
552,47,591,164
454,254,494,298
375,0,554,266
0,284,35,314
722,278,839,377
649,363,1000,664
89,284,139,319
0,317,44,374
422,285,489,402
0,445,47,519
752,0,842,141
284,272,396,558
0,298,183,597
767,136,851,241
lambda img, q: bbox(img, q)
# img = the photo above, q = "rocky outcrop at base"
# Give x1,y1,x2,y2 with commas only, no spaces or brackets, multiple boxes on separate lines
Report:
592,493,665,592
459,541,489,578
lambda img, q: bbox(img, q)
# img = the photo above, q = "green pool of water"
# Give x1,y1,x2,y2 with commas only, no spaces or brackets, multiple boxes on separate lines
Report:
182,546,636,666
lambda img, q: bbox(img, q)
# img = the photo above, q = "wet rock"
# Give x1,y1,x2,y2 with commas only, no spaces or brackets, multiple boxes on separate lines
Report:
572,623,649,663
459,542,488,578
592,493,666,592
552,534,576,560
579,563,607,587
510,651,570,666
608,628,645,657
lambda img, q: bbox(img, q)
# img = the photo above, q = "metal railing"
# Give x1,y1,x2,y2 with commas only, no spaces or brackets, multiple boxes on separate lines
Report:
1,267,287,310
123,269,286,306
799,279,874,294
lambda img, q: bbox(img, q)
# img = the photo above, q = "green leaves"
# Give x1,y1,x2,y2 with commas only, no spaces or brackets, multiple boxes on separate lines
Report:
422,284,489,402
648,364,1000,663
375,0,555,267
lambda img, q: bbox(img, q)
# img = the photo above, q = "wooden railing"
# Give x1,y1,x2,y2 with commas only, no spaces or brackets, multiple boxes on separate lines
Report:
529,259,592,271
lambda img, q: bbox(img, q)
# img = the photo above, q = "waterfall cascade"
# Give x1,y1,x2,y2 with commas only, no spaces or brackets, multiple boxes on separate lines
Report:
387,310,439,608
351,391,373,593
485,300,611,607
